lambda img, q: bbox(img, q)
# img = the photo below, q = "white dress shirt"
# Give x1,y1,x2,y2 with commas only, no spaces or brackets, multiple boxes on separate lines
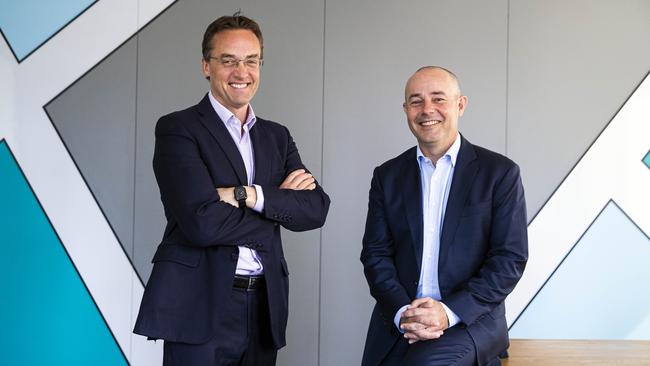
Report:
208,91,265,275
394,133,462,331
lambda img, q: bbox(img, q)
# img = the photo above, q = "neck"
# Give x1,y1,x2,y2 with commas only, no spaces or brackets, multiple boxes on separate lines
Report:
232,106,249,125
419,138,455,163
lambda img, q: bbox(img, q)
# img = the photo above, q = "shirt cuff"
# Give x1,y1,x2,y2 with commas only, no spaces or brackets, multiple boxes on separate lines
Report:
252,185,265,212
440,302,461,328
394,304,410,333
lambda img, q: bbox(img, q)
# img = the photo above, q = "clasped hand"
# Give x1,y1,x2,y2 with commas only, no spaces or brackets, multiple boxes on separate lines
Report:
217,169,316,208
399,297,449,344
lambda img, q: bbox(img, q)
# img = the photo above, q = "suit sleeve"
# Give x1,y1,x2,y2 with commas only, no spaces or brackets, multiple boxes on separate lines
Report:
360,167,411,326
443,163,528,326
260,126,330,232
153,115,275,248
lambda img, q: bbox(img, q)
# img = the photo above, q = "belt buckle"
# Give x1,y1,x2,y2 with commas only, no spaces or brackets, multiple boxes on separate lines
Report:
247,276,255,289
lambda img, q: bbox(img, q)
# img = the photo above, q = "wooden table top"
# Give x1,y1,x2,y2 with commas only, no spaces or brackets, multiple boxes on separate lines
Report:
502,339,650,366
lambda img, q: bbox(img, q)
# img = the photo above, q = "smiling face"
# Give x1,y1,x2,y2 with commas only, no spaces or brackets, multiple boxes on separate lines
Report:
403,67,467,159
202,29,261,120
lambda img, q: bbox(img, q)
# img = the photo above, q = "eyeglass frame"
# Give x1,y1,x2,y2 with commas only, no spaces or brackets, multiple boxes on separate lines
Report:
207,55,264,69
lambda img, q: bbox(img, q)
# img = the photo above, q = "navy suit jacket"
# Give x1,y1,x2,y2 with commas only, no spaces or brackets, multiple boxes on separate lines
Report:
134,94,330,348
360,136,528,365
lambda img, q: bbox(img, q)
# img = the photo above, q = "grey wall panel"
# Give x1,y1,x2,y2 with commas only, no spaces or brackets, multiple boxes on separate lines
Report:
508,0,650,220
46,38,138,269
135,1,324,364
246,3,325,366
132,0,203,283
320,1,508,365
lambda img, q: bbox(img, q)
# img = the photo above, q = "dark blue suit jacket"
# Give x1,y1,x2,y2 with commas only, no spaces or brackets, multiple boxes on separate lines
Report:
134,94,330,348
360,136,527,365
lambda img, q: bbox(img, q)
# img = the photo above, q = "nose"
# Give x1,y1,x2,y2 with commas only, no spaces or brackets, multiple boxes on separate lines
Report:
422,100,436,115
231,62,248,76
422,99,436,114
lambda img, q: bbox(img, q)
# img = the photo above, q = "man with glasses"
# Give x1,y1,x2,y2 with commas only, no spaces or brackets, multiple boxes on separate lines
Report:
360,66,528,366
134,13,330,366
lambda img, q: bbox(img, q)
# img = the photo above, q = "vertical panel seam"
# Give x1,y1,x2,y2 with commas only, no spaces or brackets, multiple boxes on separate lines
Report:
129,1,141,362
505,0,510,157
318,0,327,365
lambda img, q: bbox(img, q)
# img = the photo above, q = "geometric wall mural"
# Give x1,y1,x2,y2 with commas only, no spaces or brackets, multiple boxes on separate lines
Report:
0,0,96,61
45,37,142,282
2,0,649,364
0,140,127,365
507,70,650,333
510,200,650,340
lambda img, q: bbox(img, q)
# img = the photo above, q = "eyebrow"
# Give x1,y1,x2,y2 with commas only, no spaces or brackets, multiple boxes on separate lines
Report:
407,91,447,100
218,53,261,59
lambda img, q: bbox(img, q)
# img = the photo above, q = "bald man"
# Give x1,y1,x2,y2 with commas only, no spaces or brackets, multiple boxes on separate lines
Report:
360,66,528,366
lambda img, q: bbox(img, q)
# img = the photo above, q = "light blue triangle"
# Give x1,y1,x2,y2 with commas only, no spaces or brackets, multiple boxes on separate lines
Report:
0,140,127,365
0,0,96,60
510,200,650,339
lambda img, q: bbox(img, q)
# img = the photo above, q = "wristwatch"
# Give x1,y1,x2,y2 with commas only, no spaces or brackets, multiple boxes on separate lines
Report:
234,186,247,208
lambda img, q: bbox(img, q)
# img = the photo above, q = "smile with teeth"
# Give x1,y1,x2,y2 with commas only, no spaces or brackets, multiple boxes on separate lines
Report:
419,120,441,126
229,82,250,89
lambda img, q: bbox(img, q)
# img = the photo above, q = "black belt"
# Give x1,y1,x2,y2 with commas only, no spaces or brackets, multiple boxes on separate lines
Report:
233,275,265,290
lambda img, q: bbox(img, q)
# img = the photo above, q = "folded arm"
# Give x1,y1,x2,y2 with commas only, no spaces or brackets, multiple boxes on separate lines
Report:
258,127,330,232
154,116,275,248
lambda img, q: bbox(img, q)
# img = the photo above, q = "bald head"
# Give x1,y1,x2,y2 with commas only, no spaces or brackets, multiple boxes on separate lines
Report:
405,66,461,102
402,65,467,161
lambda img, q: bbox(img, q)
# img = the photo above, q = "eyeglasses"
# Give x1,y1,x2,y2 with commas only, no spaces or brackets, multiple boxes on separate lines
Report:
209,56,263,69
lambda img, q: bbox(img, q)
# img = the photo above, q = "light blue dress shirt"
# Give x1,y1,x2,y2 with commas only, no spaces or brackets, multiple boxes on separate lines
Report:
394,133,462,331
208,91,265,275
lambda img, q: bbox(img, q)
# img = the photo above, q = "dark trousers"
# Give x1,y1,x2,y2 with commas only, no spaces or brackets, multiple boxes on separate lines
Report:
380,325,484,366
163,286,277,366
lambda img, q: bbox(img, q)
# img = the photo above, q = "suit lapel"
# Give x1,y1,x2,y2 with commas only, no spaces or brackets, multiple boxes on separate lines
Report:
250,120,271,185
196,94,248,185
439,136,478,265
401,148,425,270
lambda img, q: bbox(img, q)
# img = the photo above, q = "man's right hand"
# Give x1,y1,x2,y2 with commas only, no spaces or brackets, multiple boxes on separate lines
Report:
280,169,316,190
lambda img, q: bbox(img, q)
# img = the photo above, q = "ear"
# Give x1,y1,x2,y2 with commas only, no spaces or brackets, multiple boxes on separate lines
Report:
202,58,210,79
457,95,468,117
403,102,408,113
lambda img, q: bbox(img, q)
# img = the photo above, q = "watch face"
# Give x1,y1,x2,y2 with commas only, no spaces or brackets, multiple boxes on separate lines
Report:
235,186,247,201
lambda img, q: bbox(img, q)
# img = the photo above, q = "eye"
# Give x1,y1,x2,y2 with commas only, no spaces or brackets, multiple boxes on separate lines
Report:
220,57,237,67
434,97,446,103
244,58,260,67
409,100,423,107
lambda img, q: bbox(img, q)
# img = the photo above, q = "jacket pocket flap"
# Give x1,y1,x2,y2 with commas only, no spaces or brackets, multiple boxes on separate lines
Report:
152,244,201,267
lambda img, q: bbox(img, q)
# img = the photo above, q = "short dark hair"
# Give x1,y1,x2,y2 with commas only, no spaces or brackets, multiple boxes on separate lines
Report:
202,12,264,61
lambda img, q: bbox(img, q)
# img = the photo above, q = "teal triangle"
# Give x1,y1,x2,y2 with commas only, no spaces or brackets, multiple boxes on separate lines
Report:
643,150,650,170
0,140,127,365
